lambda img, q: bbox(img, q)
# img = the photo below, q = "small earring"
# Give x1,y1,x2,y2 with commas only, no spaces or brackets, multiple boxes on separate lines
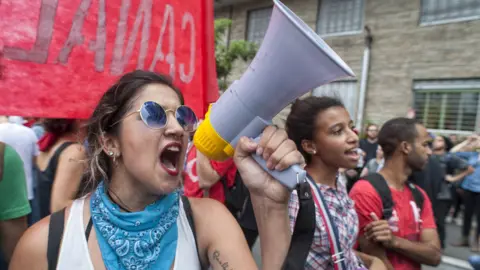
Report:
312,150,317,154
108,151,114,156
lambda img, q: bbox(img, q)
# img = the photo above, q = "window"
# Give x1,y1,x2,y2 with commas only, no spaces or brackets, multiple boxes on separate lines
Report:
413,79,480,133
420,0,480,25
312,81,358,119
246,7,273,44
317,0,364,36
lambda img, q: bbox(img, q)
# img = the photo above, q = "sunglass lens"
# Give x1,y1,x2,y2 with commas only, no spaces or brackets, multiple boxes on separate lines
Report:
176,106,198,132
140,101,167,128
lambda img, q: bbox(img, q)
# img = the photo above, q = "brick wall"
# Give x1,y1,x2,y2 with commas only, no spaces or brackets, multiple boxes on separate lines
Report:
215,0,480,127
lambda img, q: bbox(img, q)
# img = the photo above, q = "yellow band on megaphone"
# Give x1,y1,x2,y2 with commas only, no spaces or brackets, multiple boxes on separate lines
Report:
194,108,233,161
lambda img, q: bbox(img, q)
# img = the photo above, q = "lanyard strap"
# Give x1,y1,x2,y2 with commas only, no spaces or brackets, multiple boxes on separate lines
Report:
307,177,347,270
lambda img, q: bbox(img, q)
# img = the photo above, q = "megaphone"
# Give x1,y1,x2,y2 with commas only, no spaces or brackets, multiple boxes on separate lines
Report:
194,0,355,189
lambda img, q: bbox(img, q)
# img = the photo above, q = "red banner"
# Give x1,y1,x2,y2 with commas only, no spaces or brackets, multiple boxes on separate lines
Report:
0,0,218,119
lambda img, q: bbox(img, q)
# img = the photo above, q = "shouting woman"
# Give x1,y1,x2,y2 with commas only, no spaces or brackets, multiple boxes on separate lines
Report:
10,70,303,270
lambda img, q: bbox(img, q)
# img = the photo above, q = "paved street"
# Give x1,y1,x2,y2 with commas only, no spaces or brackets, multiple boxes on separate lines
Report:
251,222,476,269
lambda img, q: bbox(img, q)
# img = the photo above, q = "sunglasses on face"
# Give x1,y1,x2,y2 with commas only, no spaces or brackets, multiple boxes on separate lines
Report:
112,101,198,132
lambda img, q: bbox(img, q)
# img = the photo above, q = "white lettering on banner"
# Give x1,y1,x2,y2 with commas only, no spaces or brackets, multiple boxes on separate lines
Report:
179,12,194,83
149,4,175,79
3,0,196,81
111,0,153,75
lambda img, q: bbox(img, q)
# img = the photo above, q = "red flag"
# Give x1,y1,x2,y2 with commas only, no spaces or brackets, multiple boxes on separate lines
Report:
0,0,218,119
202,0,219,110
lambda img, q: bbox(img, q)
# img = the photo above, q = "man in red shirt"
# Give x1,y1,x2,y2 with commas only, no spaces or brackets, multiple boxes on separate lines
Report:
182,144,236,202
350,118,441,269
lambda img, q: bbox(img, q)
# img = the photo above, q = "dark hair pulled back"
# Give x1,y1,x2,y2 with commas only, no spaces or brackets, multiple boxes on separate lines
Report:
285,96,344,164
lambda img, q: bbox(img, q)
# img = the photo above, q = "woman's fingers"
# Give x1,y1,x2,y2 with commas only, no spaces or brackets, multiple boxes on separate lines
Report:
234,136,258,160
275,150,305,172
261,128,288,161
256,126,277,157
265,139,297,170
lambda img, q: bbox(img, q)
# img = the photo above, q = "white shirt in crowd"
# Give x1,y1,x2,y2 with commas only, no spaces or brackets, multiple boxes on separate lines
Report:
0,118,40,200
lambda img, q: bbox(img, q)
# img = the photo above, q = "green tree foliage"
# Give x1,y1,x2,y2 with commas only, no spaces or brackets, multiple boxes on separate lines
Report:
215,19,258,90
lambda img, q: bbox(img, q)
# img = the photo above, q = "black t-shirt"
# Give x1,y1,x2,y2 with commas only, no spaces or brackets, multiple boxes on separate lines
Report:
410,154,469,203
359,139,378,164
435,154,469,175
409,156,442,207
434,154,469,200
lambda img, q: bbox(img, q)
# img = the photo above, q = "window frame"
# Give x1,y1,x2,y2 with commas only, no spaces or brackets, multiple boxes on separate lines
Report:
413,79,480,135
245,6,274,44
315,0,365,38
311,79,359,120
419,0,480,27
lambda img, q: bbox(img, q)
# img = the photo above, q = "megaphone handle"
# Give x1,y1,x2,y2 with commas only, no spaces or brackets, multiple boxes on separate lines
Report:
251,154,306,190
251,136,306,190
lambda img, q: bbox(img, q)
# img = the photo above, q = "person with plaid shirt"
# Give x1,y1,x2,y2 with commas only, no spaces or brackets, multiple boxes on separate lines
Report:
285,96,386,270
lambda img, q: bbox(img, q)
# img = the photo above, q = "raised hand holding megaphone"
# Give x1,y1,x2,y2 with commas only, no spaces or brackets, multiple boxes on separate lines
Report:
194,0,355,190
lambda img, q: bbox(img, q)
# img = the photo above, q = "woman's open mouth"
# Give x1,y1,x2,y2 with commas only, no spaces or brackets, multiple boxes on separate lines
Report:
159,142,182,176
345,148,360,161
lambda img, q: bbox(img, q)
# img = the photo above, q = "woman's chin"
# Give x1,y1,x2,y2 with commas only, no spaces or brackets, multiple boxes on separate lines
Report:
154,180,181,195
342,161,358,170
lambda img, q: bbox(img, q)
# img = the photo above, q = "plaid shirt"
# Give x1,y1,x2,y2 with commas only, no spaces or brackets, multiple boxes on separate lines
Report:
289,177,362,269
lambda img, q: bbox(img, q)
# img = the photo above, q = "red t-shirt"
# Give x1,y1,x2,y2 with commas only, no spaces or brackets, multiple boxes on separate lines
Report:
349,180,436,270
208,159,237,203
183,144,237,203
183,144,202,198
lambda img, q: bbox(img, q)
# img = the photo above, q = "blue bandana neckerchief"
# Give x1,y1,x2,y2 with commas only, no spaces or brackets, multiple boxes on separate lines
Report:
90,181,179,270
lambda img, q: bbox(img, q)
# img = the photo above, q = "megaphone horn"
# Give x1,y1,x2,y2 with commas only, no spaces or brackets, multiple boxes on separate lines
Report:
194,0,355,189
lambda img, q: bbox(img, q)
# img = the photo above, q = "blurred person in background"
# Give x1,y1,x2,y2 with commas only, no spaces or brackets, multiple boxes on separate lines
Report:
24,117,45,139
360,123,379,164
35,119,86,219
450,135,480,251
449,134,459,146
0,116,39,226
22,117,45,224
0,142,31,269
420,135,472,249
469,255,480,270
360,146,384,178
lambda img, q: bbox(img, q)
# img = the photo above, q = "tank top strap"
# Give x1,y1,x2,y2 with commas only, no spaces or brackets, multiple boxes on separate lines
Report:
44,142,76,173
56,198,94,270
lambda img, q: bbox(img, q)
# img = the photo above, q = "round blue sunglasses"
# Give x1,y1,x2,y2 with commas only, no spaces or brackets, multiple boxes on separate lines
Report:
112,101,198,132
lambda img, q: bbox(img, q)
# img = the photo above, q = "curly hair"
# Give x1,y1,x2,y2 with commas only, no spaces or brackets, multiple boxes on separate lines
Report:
285,96,345,164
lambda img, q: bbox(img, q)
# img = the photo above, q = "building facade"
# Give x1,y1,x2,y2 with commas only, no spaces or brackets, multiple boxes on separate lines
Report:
214,0,480,134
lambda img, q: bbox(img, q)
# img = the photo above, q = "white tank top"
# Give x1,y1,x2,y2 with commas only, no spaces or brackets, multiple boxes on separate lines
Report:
56,198,201,270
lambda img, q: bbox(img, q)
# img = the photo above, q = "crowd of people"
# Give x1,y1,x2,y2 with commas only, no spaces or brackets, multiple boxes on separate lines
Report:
1,70,480,269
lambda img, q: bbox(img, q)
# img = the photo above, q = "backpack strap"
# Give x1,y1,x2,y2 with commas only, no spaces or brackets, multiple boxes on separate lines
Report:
407,182,424,211
47,208,66,270
282,181,316,270
364,173,394,220
181,196,206,270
